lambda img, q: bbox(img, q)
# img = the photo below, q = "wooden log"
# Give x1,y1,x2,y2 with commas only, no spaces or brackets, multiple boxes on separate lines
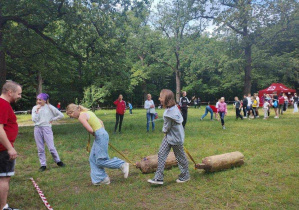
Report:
135,152,178,174
195,151,244,172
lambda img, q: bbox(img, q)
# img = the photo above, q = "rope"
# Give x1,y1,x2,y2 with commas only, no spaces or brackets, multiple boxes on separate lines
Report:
184,147,197,169
86,133,91,153
86,133,135,166
108,142,136,166
30,178,54,210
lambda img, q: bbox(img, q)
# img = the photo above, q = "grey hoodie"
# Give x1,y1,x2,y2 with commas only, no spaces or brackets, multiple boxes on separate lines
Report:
162,105,185,145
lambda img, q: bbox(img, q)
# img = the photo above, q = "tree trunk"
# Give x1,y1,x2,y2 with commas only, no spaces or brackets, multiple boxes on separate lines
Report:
37,71,43,94
0,8,6,91
175,69,181,103
0,30,6,92
244,44,252,94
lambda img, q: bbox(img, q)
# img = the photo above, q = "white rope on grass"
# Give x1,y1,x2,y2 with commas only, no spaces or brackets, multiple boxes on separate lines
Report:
30,178,54,210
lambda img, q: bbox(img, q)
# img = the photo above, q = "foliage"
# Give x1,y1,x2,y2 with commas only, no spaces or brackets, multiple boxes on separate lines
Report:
81,85,109,110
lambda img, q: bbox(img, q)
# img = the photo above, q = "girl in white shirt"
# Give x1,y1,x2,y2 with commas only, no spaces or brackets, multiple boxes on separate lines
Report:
144,94,155,132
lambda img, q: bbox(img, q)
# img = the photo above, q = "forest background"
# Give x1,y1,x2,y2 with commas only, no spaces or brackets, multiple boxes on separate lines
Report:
0,0,298,110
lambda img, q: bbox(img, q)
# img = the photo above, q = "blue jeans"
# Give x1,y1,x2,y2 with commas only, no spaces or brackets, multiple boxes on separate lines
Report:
89,128,124,184
146,113,155,131
201,106,213,120
219,112,225,126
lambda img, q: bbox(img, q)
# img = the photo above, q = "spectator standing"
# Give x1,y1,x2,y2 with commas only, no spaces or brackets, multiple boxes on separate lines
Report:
233,97,243,120
56,102,61,111
144,94,155,132
293,93,298,113
113,94,126,134
0,81,22,210
128,102,133,115
179,91,191,128
242,95,248,118
278,93,284,115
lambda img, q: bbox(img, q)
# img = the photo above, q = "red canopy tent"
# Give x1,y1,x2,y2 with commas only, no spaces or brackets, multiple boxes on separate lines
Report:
258,83,296,106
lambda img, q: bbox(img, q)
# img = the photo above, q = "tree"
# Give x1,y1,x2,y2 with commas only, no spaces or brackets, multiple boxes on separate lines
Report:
81,85,109,111
151,0,211,101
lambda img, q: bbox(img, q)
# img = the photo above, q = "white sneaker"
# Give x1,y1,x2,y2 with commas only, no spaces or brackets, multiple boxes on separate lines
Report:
120,163,129,178
147,179,163,185
176,178,190,183
93,176,110,185
243,116,247,118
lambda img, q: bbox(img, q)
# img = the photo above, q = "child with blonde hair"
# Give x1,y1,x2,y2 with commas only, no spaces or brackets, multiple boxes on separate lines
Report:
217,97,227,129
66,104,129,185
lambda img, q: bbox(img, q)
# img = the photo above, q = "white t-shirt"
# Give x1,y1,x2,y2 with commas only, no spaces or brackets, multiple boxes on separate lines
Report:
256,96,260,106
263,101,269,109
247,97,252,106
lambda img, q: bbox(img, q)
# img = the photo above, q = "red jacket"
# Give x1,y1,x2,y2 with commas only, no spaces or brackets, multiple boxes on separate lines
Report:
114,100,126,115
209,105,217,113
278,96,284,105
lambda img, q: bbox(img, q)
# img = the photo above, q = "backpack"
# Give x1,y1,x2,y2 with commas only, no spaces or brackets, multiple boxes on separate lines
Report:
273,100,278,108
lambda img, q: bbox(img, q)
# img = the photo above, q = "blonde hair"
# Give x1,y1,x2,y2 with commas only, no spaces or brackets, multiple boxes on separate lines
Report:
66,103,89,115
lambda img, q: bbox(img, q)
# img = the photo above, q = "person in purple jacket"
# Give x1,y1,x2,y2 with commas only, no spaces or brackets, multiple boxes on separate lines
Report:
217,97,227,129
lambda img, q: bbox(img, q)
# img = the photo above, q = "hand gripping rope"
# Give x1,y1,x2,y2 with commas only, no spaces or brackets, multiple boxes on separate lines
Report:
30,178,53,210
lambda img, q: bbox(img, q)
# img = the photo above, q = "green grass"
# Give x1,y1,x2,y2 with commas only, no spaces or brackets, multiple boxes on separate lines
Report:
9,107,299,209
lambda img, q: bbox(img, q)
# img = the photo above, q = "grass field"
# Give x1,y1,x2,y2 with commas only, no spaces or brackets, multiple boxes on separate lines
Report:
9,106,299,209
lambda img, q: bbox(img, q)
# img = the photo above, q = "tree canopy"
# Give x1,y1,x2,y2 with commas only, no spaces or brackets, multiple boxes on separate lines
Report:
0,0,297,110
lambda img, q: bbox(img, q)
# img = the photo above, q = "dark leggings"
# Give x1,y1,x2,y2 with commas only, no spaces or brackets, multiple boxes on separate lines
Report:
115,113,124,132
181,109,188,128
236,108,243,119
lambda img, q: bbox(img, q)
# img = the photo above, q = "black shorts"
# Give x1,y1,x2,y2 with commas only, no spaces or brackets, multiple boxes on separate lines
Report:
0,150,15,177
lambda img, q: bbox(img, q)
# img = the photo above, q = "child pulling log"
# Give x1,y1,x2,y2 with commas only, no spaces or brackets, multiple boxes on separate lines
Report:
136,152,177,174
195,151,244,172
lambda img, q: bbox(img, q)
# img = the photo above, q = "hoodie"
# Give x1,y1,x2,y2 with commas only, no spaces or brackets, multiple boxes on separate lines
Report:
162,105,185,145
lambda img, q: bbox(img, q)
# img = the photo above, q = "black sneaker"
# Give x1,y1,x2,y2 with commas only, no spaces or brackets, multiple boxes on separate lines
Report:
57,161,65,167
39,166,46,172
147,179,163,185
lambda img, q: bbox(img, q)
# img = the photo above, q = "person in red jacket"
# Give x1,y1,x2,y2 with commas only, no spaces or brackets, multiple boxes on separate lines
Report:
114,94,126,134
278,93,285,115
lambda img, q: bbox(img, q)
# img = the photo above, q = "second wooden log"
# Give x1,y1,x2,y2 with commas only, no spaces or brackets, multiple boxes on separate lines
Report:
136,152,178,174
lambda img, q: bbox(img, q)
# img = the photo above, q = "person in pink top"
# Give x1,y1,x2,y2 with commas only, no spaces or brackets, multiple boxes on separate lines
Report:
217,97,227,129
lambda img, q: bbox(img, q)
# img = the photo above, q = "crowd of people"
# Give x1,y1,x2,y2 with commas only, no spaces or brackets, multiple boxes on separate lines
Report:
0,80,298,209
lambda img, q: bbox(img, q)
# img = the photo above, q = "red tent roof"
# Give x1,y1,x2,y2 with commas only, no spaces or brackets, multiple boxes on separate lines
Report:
259,83,296,94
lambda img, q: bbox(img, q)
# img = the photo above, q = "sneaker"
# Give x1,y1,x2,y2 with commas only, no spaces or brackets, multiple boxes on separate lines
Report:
57,161,65,167
256,116,260,118
210,119,214,121
222,126,226,130
243,116,247,118
39,166,46,172
4,207,20,210
147,179,163,185
200,118,203,121
120,163,129,178
93,176,110,185
176,178,190,183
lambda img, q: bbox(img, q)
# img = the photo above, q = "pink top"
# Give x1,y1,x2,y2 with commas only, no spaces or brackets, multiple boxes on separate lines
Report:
217,102,227,114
